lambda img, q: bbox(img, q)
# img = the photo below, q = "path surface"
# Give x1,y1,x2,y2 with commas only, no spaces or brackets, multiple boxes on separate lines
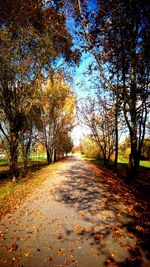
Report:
0,156,149,267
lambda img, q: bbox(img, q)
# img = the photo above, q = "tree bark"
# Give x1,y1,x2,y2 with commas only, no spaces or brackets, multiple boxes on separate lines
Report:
114,102,119,173
46,148,52,164
21,138,31,177
54,149,57,162
9,132,19,180
129,63,139,177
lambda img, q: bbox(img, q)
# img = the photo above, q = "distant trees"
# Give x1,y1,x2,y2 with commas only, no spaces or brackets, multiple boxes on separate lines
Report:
80,136,100,159
120,137,150,161
38,73,76,164
56,133,74,158
141,138,150,160
78,97,118,167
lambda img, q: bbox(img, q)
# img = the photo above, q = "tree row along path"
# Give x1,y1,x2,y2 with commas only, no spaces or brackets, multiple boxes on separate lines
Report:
0,155,149,267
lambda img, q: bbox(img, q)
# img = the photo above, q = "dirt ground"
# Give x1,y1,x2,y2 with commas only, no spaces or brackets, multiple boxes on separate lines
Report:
0,155,149,267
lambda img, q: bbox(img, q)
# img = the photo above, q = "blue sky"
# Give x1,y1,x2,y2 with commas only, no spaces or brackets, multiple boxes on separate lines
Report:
70,52,97,146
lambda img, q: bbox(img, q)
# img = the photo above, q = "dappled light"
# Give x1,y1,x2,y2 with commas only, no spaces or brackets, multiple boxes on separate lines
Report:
53,157,150,266
0,156,149,266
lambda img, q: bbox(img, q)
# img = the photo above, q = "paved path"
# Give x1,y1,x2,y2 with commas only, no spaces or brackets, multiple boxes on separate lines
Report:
0,156,149,266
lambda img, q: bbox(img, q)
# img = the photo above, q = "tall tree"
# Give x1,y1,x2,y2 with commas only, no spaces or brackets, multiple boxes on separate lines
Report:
38,73,76,164
64,0,149,177
0,67,37,180
78,97,116,167
0,1,80,179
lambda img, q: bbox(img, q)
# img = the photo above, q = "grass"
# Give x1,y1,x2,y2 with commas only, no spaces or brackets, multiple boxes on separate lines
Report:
0,161,48,202
82,156,104,166
118,155,128,164
0,182,16,202
0,155,47,166
0,159,67,219
139,160,150,168
30,153,47,162
118,155,150,168
81,154,150,168
30,156,47,162
0,158,9,165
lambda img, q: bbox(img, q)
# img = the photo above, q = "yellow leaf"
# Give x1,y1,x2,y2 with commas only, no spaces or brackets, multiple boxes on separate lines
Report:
24,253,33,257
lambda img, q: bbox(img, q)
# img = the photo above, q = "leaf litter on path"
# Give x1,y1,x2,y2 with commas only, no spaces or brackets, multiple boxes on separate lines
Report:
0,156,149,266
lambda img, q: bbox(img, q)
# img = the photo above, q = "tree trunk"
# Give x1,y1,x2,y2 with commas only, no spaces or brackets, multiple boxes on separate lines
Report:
22,152,30,177
54,149,57,162
130,133,139,176
21,138,31,177
46,148,52,164
9,132,19,181
114,105,118,173
103,153,108,167
22,159,28,177
129,65,139,178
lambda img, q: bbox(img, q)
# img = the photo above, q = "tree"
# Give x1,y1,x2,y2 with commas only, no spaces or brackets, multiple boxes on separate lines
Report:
109,1,149,176
57,133,74,157
80,135,100,159
0,1,80,179
78,97,116,167
38,72,76,164
0,67,37,180
19,106,40,177
64,0,149,177
140,138,150,160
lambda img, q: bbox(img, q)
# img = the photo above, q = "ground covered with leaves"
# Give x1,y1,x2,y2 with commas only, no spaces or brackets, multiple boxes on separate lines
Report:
0,162,66,219
0,156,149,267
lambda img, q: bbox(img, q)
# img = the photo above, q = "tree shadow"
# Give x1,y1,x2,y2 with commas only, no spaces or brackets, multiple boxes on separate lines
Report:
0,161,48,183
53,157,150,266
0,170,10,184
27,161,48,173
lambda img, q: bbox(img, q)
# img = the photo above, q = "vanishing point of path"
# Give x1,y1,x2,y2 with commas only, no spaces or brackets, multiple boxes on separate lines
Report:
0,155,149,267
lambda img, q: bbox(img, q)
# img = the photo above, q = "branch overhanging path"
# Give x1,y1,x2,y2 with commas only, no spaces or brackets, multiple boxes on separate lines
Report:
0,155,149,266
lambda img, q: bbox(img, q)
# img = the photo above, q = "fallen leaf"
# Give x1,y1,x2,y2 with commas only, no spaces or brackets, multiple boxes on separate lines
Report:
5,243,18,252
24,252,33,257
64,261,71,265
48,256,53,261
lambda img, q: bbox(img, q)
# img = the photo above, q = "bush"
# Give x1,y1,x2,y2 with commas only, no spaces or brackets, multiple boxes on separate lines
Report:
80,136,100,158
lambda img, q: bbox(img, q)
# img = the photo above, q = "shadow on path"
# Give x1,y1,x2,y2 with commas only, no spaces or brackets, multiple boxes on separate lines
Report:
54,157,150,266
